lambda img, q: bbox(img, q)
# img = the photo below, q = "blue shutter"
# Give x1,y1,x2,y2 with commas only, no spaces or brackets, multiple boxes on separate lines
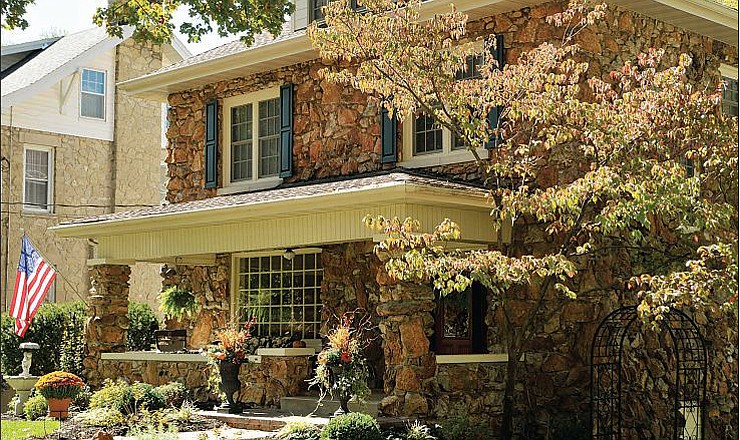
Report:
204,100,218,189
486,34,505,149
380,106,397,163
279,83,294,178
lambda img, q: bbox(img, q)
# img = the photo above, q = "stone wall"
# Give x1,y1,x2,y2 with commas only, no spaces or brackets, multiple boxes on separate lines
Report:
163,2,736,204
160,255,231,348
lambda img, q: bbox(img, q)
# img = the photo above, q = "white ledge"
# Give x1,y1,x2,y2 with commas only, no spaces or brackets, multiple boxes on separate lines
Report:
435,353,509,364
100,351,207,362
256,348,317,356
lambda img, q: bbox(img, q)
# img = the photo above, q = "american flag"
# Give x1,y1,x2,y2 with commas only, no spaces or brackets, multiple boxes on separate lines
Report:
9,236,57,337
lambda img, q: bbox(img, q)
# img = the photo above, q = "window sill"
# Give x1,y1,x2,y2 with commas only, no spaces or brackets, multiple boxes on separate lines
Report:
21,208,53,217
217,177,283,195
401,148,485,169
435,353,508,364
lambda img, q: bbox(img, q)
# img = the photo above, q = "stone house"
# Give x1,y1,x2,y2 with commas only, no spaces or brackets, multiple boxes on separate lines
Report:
1,27,190,308
53,0,738,437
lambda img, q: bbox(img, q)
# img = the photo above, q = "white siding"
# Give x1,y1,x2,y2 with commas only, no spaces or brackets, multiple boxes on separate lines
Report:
293,0,309,30
0,48,116,141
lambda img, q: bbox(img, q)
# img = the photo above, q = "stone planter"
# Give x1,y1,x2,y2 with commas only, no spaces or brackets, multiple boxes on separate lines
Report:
47,397,72,419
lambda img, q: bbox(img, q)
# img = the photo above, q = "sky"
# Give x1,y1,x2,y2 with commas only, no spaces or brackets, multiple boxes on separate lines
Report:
0,0,231,55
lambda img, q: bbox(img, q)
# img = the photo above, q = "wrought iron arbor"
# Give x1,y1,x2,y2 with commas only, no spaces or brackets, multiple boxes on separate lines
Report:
591,306,707,440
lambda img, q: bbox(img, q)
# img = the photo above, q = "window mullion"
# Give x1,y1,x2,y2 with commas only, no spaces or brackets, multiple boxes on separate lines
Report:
252,103,259,182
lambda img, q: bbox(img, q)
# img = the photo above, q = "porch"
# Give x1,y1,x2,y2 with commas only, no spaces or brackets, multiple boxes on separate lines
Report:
52,171,512,420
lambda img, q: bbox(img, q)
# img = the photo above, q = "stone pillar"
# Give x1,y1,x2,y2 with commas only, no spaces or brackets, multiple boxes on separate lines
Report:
376,272,436,417
83,264,131,386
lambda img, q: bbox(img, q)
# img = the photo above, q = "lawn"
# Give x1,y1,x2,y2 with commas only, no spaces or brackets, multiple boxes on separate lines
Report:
0,419,60,440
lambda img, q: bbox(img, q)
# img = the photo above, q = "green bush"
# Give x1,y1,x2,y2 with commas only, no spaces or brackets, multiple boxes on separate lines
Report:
155,382,188,408
127,302,159,351
1,301,87,377
438,417,491,440
90,379,129,411
275,421,322,440
72,385,92,411
72,407,125,427
119,383,165,414
320,413,382,440
23,395,47,421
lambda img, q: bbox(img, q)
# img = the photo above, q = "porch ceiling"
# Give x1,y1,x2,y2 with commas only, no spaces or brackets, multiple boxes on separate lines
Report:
51,172,509,264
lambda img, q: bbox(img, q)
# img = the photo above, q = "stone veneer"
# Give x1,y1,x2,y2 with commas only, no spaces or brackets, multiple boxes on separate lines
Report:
84,264,131,387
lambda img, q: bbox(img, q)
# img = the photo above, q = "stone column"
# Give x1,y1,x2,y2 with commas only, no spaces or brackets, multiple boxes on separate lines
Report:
376,271,436,417
83,264,131,386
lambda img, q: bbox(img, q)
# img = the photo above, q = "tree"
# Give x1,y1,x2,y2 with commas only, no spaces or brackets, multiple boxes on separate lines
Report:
308,0,738,438
1,0,294,45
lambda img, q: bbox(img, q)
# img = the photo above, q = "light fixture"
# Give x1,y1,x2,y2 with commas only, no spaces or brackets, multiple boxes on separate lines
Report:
283,248,296,261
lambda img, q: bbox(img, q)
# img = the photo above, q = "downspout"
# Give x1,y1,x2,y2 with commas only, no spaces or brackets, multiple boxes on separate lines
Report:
2,106,14,310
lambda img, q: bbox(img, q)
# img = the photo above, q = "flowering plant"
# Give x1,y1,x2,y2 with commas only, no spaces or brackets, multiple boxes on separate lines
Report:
206,319,255,365
35,371,85,400
309,312,371,404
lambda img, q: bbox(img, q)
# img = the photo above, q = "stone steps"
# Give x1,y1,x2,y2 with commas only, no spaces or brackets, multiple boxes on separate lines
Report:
197,408,329,432
280,391,385,417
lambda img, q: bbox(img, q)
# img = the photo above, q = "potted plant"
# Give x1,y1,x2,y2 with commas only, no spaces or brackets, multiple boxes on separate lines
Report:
156,286,199,352
34,371,84,419
309,313,371,417
206,319,254,414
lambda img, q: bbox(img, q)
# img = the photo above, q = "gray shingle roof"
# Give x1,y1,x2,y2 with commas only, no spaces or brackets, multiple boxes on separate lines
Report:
61,171,487,226
136,21,302,80
1,27,118,102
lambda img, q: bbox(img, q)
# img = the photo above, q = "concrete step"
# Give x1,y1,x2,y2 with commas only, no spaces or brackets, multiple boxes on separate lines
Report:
197,408,328,431
280,391,384,417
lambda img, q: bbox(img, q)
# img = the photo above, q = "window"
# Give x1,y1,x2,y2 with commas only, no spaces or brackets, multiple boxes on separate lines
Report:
402,53,488,167
310,0,330,23
80,68,106,119
223,88,283,191
23,146,53,212
722,76,738,117
433,282,487,355
234,251,323,339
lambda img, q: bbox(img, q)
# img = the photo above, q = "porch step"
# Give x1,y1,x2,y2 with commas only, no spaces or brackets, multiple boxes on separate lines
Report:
280,391,384,417
197,408,328,432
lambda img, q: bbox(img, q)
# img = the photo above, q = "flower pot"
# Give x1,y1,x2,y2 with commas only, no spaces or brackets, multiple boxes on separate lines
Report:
218,361,242,414
47,397,71,419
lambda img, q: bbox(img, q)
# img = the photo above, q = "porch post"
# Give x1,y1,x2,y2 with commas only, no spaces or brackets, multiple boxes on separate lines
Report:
83,264,131,386
376,270,436,418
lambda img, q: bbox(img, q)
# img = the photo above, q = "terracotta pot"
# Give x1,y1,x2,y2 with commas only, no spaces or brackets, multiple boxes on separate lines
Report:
292,340,306,348
47,397,72,419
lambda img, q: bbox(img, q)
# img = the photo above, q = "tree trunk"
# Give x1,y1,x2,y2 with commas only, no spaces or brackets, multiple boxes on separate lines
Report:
500,353,519,440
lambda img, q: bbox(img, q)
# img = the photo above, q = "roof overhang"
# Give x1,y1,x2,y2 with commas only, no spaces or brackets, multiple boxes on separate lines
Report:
118,0,738,102
51,179,509,264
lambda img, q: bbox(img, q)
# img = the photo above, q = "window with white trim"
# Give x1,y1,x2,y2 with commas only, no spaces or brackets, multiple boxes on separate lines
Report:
402,54,486,167
23,146,53,212
223,88,283,191
722,76,738,117
80,68,106,119
234,251,323,339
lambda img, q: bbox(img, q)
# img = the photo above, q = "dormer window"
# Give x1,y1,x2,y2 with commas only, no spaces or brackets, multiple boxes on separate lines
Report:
80,68,106,120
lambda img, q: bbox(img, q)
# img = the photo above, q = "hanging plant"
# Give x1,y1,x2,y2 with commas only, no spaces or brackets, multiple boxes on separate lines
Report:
158,287,199,321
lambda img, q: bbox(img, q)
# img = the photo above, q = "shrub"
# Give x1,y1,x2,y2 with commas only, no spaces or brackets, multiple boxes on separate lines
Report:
127,302,159,351
72,385,92,411
119,383,165,414
90,379,129,411
438,417,490,440
23,394,47,421
406,421,437,440
275,421,322,440
155,382,188,408
1,301,87,377
35,371,85,399
72,407,125,427
320,413,382,440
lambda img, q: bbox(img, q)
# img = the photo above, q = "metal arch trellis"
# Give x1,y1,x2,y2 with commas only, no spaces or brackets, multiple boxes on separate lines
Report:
590,306,708,440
